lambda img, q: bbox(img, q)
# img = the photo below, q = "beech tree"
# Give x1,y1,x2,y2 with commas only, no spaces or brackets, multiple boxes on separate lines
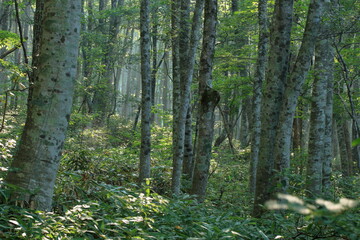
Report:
5,0,81,211
191,0,220,202
138,0,151,184
273,0,328,190
171,0,204,194
252,0,293,217
307,3,334,197
249,0,268,195
253,0,328,216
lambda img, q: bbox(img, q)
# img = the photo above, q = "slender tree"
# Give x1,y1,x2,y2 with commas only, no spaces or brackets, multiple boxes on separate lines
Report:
249,0,269,195
171,0,181,194
5,0,81,211
138,0,151,184
322,46,334,196
183,0,204,185
191,0,220,202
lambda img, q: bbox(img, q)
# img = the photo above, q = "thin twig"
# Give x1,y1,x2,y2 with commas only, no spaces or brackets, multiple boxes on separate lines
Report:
0,45,20,59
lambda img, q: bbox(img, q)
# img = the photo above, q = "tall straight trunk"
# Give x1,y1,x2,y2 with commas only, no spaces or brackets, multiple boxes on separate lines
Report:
150,8,159,111
5,0,81,211
171,0,204,194
322,42,334,198
274,0,328,191
306,36,333,198
310,4,335,198
171,0,181,194
182,0,204,184
172,0,191,194
249,0,268,195
252,0,293,218
138,0,151,183
191,0,219,202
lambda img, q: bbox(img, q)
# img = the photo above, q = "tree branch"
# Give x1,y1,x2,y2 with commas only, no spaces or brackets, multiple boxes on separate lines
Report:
0,46,20,59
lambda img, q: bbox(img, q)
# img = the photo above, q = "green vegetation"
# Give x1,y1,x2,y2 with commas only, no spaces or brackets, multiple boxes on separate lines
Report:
0,117,358,239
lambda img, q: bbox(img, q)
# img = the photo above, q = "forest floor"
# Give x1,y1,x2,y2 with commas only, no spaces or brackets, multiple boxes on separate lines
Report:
0,114,359,239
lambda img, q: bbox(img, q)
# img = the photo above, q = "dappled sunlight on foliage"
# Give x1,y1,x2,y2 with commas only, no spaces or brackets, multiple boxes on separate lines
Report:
0,113,359,239
265,193,360,239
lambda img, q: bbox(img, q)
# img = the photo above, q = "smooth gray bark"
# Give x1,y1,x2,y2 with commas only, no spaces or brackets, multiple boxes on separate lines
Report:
6,0,81,211
138,0,152,184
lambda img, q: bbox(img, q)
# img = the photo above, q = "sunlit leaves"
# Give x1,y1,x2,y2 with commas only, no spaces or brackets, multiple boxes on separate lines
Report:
0,31,20,50
266,193,358,216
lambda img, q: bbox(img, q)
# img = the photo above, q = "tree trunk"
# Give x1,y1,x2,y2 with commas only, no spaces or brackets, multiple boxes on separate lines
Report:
274,0,328,192
0,0,10,31
249,0,268,195
138,0,152,184
171,0,204,194
171,0,182,194
5,0,81,211
239,98,250,149
337,121,351,176
172,0,192,194
182,0,204,186
322,42,334,198
191,0,219,202
150,7,159,123
306,35,333,198
183,106,194,184
319,7,335,198
252,0,293,218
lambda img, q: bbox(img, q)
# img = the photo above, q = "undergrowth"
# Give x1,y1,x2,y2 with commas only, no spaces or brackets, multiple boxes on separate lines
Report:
0,114,359,239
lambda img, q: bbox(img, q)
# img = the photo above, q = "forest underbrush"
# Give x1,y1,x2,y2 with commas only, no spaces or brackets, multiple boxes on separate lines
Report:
0,115,359,239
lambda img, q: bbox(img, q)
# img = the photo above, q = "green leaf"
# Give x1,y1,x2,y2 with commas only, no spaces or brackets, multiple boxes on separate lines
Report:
351,138,360,147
